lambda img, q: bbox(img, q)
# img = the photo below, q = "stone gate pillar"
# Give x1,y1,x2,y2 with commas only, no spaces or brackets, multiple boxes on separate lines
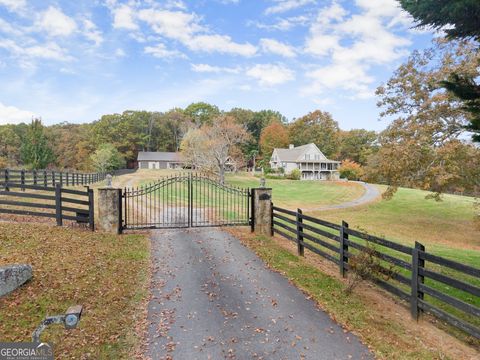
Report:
98,186,122,234
252,187,272,236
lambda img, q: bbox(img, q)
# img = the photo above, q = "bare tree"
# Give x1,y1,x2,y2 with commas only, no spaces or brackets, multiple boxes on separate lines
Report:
181,116,249,183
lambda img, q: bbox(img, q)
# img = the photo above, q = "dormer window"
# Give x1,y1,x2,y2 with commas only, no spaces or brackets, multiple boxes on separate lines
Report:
305,154,310,160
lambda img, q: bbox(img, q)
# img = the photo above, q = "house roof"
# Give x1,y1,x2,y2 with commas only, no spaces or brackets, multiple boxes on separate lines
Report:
272,143,340,163
274,145,309,162
137,151,184,162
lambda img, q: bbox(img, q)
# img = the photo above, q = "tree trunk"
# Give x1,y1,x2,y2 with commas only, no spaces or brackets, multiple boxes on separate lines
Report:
219,165,225,185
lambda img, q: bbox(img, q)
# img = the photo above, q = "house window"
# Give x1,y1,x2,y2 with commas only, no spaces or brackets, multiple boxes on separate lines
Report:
315,154,320,160
305,154,310,160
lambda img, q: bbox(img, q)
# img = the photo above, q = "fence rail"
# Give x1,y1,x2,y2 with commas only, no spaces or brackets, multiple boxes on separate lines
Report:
1,169,107,189
271,205,480,340
0,182,94,230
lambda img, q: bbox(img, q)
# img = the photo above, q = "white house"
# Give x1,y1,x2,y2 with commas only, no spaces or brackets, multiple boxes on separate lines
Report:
270,143,340,180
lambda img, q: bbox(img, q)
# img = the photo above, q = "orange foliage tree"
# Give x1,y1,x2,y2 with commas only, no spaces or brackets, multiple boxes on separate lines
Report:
339,159,364,181
259,122,290,159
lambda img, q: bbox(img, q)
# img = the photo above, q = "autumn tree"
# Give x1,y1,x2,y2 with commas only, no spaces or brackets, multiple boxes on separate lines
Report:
48,123,92,169
289,110,340,158
20,119,55,169
368,39,480,197
259,122,290,158
399,0,480,141
339,160,364,181
181,116,249,184
337,129,377,165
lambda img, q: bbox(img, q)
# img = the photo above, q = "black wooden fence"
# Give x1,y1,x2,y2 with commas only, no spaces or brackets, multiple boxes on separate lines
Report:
1,169,107,188
0,183,94,230
272,205,480,340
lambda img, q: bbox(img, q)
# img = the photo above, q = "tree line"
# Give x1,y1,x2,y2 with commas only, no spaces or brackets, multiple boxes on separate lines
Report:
0,104,380,171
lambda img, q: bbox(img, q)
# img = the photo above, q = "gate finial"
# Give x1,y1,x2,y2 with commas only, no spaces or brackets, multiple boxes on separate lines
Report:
260,177,266,188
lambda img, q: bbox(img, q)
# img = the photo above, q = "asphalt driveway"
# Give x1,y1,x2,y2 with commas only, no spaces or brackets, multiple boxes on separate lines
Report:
145,228,372,360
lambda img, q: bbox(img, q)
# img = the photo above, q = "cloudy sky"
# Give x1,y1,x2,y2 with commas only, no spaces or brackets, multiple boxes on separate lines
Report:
0,0,434,130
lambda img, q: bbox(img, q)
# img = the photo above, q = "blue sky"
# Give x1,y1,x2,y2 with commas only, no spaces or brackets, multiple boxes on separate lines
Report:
0,0,434,130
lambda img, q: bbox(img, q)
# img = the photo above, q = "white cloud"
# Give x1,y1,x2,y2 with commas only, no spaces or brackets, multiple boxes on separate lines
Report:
250,15,309,31
303,0,412,98
0,39,72,62
0,0,26,13
0,102,35,125
191,63,240,74
265,0,315,15
112,4,138,30
187,34,256,56
144,43,186,59
36,6,77,37
82,19,103,46
260,38,296,57
304,62,375,98
246,64,294,86
138,9,201,42
0,17,25,37
115,48,126,58
164,0,188,10
137,8,256,57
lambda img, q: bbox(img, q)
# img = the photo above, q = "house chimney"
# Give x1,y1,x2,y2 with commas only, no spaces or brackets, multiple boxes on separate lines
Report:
289,144,294,149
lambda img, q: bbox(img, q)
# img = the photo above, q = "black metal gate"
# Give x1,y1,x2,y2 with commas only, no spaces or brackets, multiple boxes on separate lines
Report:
121,173,251,230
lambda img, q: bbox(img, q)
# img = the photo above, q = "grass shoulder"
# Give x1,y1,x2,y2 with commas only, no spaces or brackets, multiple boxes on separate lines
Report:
0,222,150,359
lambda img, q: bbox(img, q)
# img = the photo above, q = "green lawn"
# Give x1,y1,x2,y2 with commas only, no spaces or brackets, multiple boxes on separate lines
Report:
226,173,365,209
311,185,479,254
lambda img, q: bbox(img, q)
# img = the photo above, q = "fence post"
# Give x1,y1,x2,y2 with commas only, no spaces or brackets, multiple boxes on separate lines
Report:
52,171,56,187
4,169,9,191
117,188,123,234
88,187,95,231
270,204,274,236
60,172,63,187
33,170,37,185
411,241,425,320
250,188,255,233
339,220,349,278
55,183,63,226
19,169,25,192
296,208,304,256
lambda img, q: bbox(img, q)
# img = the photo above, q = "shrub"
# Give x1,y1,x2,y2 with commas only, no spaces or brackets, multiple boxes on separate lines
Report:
345,241,396,295
287,168,301,180
339,159,364,180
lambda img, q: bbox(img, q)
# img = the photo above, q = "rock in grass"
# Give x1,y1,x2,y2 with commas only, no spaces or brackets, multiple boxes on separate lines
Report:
0,264,32,297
